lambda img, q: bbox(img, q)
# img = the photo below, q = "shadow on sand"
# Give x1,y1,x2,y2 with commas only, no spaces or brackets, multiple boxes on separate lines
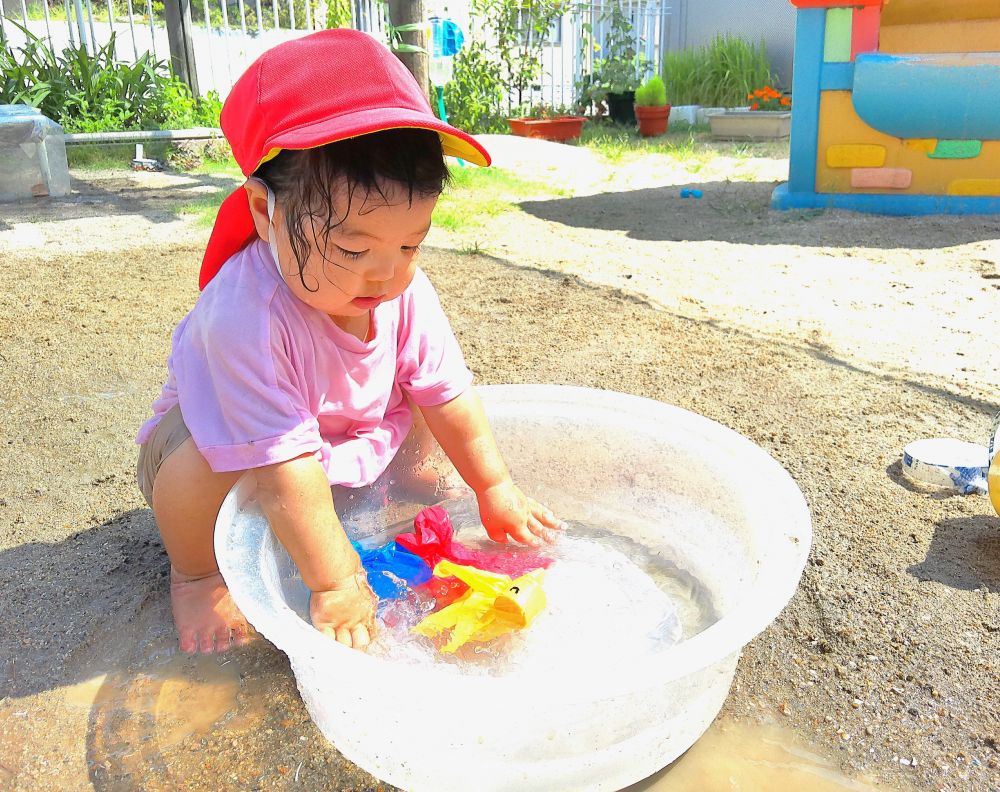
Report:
518,181,1000,249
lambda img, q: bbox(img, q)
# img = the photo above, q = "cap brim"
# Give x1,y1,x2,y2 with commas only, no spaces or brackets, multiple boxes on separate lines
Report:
258,106,491,169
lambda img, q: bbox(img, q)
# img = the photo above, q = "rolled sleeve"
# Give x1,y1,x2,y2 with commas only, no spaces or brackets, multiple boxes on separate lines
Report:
396,269,474,407
175,297,324,473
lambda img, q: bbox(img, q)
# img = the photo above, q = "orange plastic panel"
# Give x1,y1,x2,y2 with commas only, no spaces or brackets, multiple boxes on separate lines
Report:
947,179,1000,196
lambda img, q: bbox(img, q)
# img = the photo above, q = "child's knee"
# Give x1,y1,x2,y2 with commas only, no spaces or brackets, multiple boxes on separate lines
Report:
153,439,239,508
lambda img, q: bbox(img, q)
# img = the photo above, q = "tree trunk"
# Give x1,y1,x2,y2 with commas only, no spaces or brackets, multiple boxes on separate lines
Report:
164,0,200,96
387,0,429,105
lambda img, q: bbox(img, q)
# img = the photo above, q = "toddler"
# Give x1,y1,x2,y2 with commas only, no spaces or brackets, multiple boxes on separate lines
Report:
136,29,563,655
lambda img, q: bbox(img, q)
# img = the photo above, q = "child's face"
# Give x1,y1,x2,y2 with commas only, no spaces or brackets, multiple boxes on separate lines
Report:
249,179,437,319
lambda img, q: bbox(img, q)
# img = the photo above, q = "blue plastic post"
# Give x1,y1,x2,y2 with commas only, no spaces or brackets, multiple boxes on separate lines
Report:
787,8,827,195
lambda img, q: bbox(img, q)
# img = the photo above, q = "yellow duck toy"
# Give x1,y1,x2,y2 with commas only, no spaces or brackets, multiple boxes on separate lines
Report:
412,560,547,653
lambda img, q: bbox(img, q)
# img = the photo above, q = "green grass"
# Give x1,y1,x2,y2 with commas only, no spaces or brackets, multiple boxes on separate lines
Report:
66,141,172,169
175,191,233,225
191,155,239,174
175,157,241,224
580,120,789,166
66,145,556,232
433,164,566,233
171,162,562,232
580,121,715,165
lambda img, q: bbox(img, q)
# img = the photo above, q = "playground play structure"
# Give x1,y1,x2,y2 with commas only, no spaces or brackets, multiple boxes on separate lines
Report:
772,0,1000,215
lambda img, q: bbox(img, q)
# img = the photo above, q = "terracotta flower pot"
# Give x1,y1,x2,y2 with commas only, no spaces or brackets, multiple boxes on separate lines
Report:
635,104,671,137
507,116,586,142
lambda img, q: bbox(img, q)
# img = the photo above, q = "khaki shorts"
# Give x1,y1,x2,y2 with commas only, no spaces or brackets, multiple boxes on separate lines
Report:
136,404,191,507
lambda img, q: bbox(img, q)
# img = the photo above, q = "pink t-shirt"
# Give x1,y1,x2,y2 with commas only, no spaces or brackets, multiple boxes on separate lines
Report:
136,240,472,486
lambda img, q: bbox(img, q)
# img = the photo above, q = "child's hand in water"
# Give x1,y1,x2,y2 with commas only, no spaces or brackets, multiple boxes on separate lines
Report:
310,568,378,650
477,479,565,547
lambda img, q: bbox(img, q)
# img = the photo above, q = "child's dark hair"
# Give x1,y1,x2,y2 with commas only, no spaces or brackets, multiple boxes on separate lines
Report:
255,128,449,290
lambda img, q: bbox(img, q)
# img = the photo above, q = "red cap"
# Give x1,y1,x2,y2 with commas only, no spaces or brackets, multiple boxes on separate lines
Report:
200,28,491,289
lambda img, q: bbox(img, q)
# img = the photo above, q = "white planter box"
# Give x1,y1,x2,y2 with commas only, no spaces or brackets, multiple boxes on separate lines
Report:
697,107,728,124
669,105,699,125
708,110,792,140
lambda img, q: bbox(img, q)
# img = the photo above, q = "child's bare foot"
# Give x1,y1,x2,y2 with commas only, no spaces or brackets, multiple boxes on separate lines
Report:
170,567,253,654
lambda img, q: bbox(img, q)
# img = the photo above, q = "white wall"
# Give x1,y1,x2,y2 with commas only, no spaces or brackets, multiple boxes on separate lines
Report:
677,0,797,87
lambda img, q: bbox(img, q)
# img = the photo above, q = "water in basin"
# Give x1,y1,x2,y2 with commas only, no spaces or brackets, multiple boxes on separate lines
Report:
271,492,721,678
216,385,812,792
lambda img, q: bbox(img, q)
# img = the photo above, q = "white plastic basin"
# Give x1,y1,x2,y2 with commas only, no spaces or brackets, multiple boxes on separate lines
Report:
216,385,812,791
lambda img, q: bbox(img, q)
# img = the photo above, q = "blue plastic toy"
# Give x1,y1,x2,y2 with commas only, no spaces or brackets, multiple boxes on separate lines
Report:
352,540,433,599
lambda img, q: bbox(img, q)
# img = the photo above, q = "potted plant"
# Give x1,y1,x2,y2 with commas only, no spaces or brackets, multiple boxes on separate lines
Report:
634,75,670,137
576,1,648,125
709,85,792,140
507,104,586,142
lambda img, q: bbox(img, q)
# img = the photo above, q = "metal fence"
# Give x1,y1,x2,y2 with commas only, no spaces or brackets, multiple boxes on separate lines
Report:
535,0,673,112
353,0,673,112
0,0,347,96
1,0,671,106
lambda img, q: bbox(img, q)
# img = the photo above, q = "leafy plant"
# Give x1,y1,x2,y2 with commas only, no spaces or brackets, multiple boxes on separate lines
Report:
150,78,222,128
519,102,573,118
597,2,646,92
660,47,704,106
444,40,507,133
747,85,790,111
576,1,649,113
634,75,666,107
703,35,772,107
0,22,221,132
661,36,772,107
572,73,602,117
325,0,352,28
473,0,564,110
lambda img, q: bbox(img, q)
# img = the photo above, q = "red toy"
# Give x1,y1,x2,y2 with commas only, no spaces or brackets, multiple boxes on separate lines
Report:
396,506,552,579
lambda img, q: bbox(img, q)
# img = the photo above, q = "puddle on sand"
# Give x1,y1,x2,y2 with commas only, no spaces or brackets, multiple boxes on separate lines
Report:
0,650,257,789
62,654,242,743
623,719,894,792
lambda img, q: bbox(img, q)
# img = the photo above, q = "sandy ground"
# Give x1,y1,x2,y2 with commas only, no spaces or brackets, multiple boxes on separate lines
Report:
1,134,998,792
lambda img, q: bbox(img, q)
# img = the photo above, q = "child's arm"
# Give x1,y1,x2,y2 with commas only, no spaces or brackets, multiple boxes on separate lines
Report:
255,454,376,648
419,390,565,547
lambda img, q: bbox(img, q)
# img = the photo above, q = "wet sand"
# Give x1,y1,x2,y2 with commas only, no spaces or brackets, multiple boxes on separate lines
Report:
1,139,998,790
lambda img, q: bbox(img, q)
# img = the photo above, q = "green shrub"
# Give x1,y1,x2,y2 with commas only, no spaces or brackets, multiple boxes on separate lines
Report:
576,0,650,109
702,35,772,107
0,22,221,132
660,47,704,106
634,75,666,106
444,40,508,134
148,77,222,129
662,36,773,107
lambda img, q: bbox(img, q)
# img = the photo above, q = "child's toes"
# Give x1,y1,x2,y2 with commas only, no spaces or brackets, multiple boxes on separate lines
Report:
232,623,252,647
214,626,236,652
179,629,199,654
198,630,217,654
